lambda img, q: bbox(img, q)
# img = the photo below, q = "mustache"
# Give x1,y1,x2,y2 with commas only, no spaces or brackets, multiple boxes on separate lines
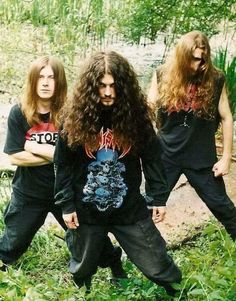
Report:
101,96,115,99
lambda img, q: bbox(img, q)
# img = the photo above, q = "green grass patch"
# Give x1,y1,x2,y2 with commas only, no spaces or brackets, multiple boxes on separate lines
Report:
0,197,235,300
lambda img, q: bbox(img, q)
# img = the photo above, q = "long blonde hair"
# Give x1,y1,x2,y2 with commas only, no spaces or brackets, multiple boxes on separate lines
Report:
21,56,67,127
157,31,219,119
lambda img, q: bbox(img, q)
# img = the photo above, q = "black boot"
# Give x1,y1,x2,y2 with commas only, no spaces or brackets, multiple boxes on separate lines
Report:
0,262,7,272
73,274,92,293
110,246,127,279
163,284,179,296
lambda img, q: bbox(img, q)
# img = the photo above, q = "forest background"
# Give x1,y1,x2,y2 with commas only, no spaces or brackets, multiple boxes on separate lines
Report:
0,1,236,300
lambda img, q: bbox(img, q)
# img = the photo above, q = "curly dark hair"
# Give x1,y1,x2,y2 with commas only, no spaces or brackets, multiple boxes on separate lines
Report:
61,51,154,151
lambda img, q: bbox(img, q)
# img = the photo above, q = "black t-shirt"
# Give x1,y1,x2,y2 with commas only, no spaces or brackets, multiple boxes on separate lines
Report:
4,104,58,200
158,72,225,169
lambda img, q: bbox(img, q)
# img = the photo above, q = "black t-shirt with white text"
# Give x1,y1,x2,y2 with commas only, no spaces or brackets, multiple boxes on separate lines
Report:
4,104,57,200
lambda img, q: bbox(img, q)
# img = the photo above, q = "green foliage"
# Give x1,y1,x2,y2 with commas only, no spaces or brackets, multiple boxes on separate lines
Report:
213,49,236,119
0,0,115,60
0,0,235,60
115,0,236,45
0,171,12,203
0,212,235,300
173,222,236,301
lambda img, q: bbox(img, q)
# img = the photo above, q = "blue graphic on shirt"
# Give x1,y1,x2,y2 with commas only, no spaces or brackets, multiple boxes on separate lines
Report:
82,148,127,211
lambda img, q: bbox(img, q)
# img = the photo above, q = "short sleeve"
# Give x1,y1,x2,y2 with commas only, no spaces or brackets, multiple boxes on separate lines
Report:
4,104,29,155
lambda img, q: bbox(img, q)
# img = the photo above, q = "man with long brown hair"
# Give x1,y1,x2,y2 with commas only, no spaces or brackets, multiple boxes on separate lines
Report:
54,51,182,296
0,56,67,270
148,30,236,240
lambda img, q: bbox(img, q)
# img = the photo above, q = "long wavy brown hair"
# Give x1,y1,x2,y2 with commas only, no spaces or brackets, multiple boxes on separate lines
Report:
21,56,67,127
61,51,154,151
156,30,220,119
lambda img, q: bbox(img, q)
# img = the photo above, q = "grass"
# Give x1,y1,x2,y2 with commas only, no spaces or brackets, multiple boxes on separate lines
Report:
173,223,236,300
0,193,235,300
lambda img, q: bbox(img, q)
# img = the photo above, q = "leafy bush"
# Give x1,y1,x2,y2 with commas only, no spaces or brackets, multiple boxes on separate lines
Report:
213,49,236,120
0,0,235,59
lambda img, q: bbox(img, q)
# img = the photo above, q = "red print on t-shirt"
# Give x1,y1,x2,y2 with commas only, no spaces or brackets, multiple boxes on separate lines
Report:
85,127,131,159
25,122,58,144
167,84,202,113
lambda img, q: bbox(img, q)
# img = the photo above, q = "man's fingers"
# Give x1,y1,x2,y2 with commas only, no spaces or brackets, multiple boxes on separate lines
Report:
154,213,165,223
64,219,78,229
66,221,77,229
74,214,79,227
63,212,79,229
152,207,166,223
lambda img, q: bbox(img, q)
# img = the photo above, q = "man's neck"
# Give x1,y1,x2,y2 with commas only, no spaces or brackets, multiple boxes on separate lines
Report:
190,71,203,84
37,99,52,114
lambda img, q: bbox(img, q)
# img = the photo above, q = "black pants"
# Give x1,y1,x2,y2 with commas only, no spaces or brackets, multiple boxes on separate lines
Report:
0,191,67,264
0,192,116,266
66,216,182,285
163,161,236,240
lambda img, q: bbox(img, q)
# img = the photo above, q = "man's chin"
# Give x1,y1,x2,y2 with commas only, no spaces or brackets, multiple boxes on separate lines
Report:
101,101,115,107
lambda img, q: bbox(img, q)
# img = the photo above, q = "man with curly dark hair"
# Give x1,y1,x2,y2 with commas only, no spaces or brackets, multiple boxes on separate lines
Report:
54,51,182,296
148,30,236,240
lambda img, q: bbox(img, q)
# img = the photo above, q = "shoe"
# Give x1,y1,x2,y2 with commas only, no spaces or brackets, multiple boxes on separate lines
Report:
110,246,127,279
162,283,180,297
0,262,7,272
73,274,92,293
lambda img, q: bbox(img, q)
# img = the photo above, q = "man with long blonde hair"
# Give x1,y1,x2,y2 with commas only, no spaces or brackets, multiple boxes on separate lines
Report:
148,30,236,240
54,51,182,296
0,56,68,270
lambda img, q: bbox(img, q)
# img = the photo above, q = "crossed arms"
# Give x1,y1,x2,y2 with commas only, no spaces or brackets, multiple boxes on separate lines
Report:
9,140,55,167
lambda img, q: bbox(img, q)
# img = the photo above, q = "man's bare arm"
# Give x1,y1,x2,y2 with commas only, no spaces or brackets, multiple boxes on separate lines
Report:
9,151,51,166
212,84,233,177
147,72,158,110
24,140,55,162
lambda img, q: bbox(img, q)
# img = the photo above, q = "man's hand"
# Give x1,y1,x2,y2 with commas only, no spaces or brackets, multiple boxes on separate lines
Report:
24,140,38,153
212,156,231,177
63,212,79,229
24,140,55,161
152,206,166,223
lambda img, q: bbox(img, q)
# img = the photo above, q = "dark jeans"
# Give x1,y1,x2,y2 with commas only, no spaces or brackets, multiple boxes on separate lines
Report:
163,161,236,240
0,191,66,264
66,216,182,285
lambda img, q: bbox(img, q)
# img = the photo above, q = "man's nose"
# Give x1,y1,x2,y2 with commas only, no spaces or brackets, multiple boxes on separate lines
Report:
42,78,49,86
104,86,111,97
